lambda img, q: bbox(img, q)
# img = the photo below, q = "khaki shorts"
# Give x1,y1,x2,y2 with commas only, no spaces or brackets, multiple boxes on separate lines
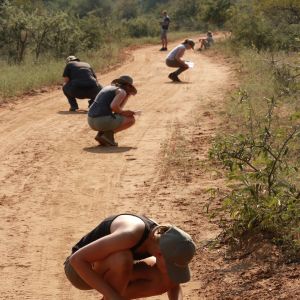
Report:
161,29,168,39
88,114,124,131
64,256,92,290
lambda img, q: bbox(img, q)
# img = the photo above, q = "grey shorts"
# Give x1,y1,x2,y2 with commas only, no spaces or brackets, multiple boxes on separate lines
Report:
64,256,92,290
161,29,168,39
88,114,124,131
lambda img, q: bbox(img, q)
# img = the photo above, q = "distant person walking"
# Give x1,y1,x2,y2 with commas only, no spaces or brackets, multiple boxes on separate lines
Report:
62,56,102,111
159,11,170,51
64,213,196,300
166,39,195,82
87,75,137,147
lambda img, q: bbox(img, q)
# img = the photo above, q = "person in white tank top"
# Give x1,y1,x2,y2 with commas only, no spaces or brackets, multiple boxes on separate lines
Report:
165,39,195,82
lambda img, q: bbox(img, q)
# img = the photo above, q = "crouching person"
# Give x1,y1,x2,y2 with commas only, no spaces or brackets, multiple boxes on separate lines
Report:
87,75,137,147
64,213,196,299
63,56,102,111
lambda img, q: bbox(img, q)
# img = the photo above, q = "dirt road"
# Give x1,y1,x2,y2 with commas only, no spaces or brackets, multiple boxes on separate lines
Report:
0,39,234,299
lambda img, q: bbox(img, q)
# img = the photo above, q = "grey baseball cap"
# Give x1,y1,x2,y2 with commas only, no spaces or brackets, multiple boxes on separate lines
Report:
159,226,196,283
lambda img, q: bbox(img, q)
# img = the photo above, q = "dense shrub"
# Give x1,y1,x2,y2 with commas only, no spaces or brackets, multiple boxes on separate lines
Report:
124,17,159,38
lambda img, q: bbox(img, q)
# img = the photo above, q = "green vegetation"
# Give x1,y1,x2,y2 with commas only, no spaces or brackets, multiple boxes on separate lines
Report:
209,6,300,257
0,0,227,102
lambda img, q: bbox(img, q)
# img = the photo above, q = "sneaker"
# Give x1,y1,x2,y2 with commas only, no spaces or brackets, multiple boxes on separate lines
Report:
168,73,181,82
95,131,104,145
105,131,118,146
97,133,118,147
172,74,182,82
168,73,175,80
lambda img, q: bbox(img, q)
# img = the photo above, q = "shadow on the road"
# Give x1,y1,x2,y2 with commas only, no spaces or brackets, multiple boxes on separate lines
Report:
57,110,88,115
164,81,191,84
83,146,136,153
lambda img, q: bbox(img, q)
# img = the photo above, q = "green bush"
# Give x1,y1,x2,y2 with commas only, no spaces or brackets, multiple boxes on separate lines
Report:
124,16,159,38
226,0,300,51
210,49,300,255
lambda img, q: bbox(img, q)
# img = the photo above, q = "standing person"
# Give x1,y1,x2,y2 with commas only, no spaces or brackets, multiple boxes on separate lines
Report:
166,39,195,82
64,213,196,300
160,11,170,51
63,56,102,111
87,75,137,147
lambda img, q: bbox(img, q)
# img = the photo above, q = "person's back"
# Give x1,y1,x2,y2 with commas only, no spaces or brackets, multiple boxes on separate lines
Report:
64,61,98,88
88,86,118,118
62,56,102,111
166,44,185,61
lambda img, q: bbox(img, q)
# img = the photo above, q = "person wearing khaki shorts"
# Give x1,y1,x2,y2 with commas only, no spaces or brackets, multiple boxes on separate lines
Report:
166,39,195,82
88,75,137,146
64,213,196,299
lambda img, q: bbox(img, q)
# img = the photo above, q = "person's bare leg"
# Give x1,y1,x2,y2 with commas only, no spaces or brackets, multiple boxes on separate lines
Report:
114,116,135,133
122,258,175,299
92,250,134,297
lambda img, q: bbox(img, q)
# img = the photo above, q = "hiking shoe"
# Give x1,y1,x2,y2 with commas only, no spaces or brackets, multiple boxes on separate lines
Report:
105,131,118,145
97,133,118,147
69,107,78,112
159,47,165,51
172,75,181,82
168,73,181,82
168,73,175,80
95,131,104,145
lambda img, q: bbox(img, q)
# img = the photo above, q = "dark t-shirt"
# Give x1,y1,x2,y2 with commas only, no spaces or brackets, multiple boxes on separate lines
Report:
63,61,98,88
71,214,158,260
88,85,118,118
161,16,170,30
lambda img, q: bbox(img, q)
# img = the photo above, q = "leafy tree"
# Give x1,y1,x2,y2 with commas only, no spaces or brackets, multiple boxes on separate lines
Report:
114,0,139,20
0,3,31,63
28,9,62,60
78,14,105,49
202,0,231,27
227,0,300,51
48,12,84,58
124,16,159,37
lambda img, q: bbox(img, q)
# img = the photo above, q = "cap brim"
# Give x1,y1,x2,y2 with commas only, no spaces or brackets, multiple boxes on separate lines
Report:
111,79,137,95
165,262,191,284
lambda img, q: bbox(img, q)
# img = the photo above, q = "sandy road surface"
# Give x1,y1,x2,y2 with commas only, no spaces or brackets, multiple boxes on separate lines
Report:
0,40,233,299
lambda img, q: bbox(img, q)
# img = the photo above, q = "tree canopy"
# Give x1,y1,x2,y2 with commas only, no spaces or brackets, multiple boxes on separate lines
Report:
0,0,299,63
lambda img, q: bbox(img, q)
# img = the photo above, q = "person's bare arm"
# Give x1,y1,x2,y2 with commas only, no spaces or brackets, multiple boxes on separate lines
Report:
69,227,141,299
167,285,183,300
63,77,70,84
174,48,188,68
111,89,135,117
